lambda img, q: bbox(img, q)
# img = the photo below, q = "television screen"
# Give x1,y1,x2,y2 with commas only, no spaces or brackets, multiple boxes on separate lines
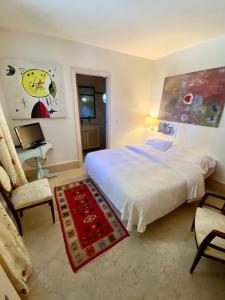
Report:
14,123,45,149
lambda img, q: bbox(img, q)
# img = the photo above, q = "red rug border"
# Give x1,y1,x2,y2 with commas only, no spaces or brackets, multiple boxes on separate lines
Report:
54,178,129,272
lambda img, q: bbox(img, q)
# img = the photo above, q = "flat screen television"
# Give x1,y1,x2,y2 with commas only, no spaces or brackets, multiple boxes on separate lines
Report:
14,123,45,150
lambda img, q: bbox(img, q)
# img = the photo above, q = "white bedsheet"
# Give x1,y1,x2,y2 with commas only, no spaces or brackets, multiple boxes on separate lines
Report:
84,144,205,233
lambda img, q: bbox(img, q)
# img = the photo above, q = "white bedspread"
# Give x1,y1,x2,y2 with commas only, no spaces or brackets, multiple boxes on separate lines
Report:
84,144,205,233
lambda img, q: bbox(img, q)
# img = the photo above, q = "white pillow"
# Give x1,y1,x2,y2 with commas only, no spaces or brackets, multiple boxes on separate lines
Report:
167,146,216,177
144,138,173,152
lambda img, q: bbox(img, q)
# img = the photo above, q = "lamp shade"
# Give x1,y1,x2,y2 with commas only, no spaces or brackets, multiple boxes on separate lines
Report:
144,115,158,127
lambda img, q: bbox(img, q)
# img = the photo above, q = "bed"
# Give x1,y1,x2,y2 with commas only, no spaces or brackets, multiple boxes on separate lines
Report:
84,141,216,233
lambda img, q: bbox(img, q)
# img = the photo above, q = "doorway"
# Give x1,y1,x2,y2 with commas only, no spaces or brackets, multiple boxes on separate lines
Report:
74,72,109,162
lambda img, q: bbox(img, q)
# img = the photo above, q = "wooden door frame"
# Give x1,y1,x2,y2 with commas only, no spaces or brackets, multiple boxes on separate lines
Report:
71,67,111,166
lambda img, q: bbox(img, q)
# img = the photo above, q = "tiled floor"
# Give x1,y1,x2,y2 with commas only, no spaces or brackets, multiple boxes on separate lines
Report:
22,168,225,300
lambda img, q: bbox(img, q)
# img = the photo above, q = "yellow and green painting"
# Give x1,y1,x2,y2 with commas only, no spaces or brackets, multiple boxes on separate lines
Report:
159,67,225,127
1,59,66,119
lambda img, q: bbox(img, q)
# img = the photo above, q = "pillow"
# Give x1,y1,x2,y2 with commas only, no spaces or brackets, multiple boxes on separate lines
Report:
167,146,216,177
144,138,173,152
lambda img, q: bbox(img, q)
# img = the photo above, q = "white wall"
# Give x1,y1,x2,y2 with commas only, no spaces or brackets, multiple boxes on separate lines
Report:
3,28,224,183
0,29,152,168
150,36,225,183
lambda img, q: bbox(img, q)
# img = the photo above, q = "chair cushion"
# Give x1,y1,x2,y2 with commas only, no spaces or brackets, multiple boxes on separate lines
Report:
11,178,52,210
195,207,225,260
0,166,12,192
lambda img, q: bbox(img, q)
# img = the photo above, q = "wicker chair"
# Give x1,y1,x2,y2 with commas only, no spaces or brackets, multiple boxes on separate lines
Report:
190,191,225,273
0,165,55,235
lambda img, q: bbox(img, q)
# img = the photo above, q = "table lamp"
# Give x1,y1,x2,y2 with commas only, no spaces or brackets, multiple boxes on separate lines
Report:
144,115,158,131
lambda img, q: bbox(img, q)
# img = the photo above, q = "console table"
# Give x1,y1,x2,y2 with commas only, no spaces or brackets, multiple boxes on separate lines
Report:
16,142,57,179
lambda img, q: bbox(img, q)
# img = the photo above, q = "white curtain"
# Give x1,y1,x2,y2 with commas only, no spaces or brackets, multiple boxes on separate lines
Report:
0,103,27,186
0,203,32,297
0,102,32,296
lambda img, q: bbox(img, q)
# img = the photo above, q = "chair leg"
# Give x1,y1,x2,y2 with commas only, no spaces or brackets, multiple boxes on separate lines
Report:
191,218,195,232
20,210,23,218
49,200,55,223
190,248,203,273
14,212,23,236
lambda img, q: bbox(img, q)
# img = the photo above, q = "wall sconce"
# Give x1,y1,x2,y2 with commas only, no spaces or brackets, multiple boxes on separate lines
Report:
102,93,107,103
81,96,88,103
144,115,158,131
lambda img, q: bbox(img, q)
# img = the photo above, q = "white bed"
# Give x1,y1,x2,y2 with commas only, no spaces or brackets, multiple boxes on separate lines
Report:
84,143,216,233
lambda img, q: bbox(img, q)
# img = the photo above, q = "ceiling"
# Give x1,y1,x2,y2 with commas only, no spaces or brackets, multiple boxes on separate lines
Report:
1,0,225,59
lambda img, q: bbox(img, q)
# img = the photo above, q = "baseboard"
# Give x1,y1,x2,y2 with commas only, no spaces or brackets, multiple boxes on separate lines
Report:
24,160,81,178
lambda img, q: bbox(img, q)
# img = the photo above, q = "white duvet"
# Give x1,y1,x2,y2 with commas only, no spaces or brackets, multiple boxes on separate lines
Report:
84,144,206,233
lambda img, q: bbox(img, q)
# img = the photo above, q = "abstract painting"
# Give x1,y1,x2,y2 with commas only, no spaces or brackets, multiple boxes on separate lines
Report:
158,122,177,136
159,67,225,127
1,59,66,119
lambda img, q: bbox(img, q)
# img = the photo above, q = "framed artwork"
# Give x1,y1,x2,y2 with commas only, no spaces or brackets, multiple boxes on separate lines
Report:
158,122,177,137
159,66,225,127
1,59,66,119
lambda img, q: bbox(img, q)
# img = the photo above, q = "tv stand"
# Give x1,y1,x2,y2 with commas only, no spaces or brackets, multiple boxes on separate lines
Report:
16,142,56,179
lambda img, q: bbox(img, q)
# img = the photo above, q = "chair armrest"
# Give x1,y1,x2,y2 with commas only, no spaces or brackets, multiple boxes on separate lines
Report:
206,190,225,201
199,191,225,213
199,229,225,254
212,229,225,240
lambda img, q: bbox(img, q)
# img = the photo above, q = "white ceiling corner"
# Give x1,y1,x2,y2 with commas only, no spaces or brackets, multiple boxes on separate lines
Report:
1,0,225,59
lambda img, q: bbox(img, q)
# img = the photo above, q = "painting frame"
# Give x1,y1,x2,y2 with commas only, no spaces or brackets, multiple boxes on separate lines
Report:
159,66,225,127
158,122,178,137
1,59,66,119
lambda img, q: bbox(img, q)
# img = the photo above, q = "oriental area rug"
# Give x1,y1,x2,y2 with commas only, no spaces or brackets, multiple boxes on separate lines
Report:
54,178,129,272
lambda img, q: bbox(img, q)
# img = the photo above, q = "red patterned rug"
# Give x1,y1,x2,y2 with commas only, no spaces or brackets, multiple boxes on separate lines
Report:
54,178,129,272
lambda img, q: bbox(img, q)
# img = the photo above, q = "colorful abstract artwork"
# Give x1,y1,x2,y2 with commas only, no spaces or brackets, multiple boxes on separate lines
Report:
159,67,225,127
158,122,177,136
1,59,66,119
